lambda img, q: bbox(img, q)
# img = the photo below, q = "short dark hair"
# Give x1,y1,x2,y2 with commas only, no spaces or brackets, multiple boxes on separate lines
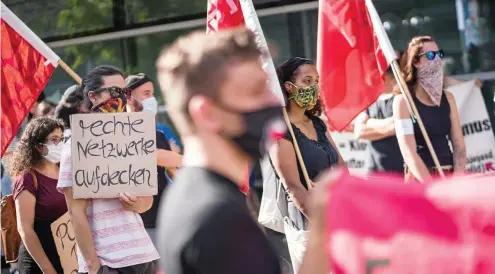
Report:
55,85,85,129
156,27,261,135
81,65,124,109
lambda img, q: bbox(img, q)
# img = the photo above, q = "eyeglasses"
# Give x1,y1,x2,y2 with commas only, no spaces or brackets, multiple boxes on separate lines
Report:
43,136,64,145
417,50,444,60
95,86,131,99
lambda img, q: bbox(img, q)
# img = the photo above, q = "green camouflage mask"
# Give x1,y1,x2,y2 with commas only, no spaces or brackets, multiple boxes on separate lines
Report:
287,82,320,110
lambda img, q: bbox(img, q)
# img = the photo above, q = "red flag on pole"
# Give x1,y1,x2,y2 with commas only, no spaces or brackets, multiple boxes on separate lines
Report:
206,0,245,33
1,3,60,156
317,0,397,131
327,172,495,273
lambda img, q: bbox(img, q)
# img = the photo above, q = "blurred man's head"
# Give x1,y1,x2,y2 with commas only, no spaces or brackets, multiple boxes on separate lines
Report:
125,73,156,113
156,27,284,161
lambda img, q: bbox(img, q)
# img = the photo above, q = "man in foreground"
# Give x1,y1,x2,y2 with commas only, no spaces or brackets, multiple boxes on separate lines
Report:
156,28,329,274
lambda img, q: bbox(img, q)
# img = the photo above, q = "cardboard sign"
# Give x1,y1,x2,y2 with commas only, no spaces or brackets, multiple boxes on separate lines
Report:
447,80,495,173
51,213,79,274
70,112,158,198
330,132,371,174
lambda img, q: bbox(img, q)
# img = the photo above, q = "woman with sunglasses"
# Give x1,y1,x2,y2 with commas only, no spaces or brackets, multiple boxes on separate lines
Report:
393,36,466,182
9,117,66,274
57,65,159,274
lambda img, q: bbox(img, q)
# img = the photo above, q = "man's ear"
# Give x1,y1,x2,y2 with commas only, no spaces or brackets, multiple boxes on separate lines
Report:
188,95,221,132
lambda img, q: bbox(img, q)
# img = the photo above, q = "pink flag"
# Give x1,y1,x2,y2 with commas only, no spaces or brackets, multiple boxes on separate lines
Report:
327,172,495,274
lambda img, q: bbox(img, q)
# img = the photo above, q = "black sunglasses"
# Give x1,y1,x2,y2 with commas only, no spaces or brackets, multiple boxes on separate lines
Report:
417,50,444,60
95,86,131,99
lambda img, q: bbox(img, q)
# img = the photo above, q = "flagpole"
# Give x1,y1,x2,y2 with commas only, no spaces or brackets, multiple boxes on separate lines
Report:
390,60,445,178
58,60,82,84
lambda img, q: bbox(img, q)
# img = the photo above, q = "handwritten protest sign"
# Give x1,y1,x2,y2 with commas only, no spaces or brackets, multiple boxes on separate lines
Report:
70,112,158,198
51,213,78,274
330,132,371,174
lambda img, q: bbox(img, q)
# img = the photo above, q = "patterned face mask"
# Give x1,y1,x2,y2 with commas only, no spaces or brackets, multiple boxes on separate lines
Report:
91,87,130,113
287,82,320,110
416,58,444,106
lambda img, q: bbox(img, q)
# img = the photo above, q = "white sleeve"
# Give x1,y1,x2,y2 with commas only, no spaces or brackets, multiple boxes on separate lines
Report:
57,139,73,192
395,119,414,136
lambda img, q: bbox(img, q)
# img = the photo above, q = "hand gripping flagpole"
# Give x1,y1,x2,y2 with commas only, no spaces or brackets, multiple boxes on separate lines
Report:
239,0,313,191
366,0,445,178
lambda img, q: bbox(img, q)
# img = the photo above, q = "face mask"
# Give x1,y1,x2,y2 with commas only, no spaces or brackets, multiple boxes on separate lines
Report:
141,97,158,114
221,105,286,161
92,87,128,113
42,143,64,163
287,82,320,110
416,58,444,106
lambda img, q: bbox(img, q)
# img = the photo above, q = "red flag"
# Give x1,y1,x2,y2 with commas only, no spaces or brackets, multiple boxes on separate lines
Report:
327,172,495,273
206,0,245,33
1,3,60,156
317,0,397,131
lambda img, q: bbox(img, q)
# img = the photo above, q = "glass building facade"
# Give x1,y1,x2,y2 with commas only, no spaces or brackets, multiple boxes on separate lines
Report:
4,0,495,128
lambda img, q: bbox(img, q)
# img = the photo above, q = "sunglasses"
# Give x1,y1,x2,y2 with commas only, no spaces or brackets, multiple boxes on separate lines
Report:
95,86,131,99
417,50,444,60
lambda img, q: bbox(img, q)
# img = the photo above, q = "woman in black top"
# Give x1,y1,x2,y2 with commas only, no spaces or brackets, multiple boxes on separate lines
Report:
393,36,466,182
270,57,346,226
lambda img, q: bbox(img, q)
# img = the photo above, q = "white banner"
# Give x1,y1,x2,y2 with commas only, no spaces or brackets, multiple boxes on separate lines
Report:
331,80,495,175
330,132,370,174
448,80,495,173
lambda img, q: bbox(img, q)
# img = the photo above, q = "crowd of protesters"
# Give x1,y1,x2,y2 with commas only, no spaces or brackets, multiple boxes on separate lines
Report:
1,26,486,274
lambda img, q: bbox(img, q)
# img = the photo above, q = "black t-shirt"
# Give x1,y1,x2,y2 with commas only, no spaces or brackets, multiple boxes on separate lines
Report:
366,96,404,173
140,130,170,228
158,167,281,274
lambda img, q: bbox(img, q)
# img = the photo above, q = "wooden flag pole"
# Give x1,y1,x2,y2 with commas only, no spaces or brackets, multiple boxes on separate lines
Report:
282,107,313,190
58,60,82,84
390,60,445,178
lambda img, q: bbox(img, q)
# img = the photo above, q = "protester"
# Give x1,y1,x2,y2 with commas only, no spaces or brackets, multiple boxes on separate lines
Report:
272,57,346,225
57,65,159,274
125,73,181,242
155,28,283,274
9,117,66,274
354,67,404,174
37,101,56,117
393,36,466,181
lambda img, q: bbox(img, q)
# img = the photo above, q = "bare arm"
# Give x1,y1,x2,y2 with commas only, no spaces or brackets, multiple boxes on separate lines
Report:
157,149,182,168
354,112,395,141
63,188,100,273
446,91,466,174
393,95,432,181
269,140,311,216
325,131,348,170
15,192,57,274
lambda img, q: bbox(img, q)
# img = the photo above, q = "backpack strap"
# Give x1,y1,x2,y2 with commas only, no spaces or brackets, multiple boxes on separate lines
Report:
28,170,38,191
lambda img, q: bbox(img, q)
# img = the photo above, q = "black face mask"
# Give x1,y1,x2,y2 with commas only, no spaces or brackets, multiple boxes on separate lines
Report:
221,105,286,161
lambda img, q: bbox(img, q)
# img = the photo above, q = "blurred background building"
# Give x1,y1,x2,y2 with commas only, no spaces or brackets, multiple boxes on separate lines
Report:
3,0,495,133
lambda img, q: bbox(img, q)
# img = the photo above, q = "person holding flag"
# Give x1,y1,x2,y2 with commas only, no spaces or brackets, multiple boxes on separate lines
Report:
393,36,466,181
271,57,346,224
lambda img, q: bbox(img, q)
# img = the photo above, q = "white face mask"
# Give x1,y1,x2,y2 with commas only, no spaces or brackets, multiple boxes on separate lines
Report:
42,143,64,163
141,97,158,114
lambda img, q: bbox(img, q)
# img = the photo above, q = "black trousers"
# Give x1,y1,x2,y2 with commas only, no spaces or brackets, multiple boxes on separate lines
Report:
79,261,157,274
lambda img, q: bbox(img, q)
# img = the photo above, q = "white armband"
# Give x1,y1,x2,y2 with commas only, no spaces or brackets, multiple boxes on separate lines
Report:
395,119,414,136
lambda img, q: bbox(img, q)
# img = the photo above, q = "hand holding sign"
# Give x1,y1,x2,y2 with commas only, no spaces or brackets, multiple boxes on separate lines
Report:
119,192,138,211
51,213,79,274
70,112,158,198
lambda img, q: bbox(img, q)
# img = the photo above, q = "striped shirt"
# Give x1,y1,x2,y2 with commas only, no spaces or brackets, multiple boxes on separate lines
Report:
57,138,159,272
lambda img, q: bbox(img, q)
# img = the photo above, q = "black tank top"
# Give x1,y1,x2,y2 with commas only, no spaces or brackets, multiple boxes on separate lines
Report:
412,91,454,167
283,116,339,189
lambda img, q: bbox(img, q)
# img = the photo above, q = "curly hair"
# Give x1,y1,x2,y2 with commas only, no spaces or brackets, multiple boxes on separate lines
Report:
276,57,322,117
8,117,64,177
